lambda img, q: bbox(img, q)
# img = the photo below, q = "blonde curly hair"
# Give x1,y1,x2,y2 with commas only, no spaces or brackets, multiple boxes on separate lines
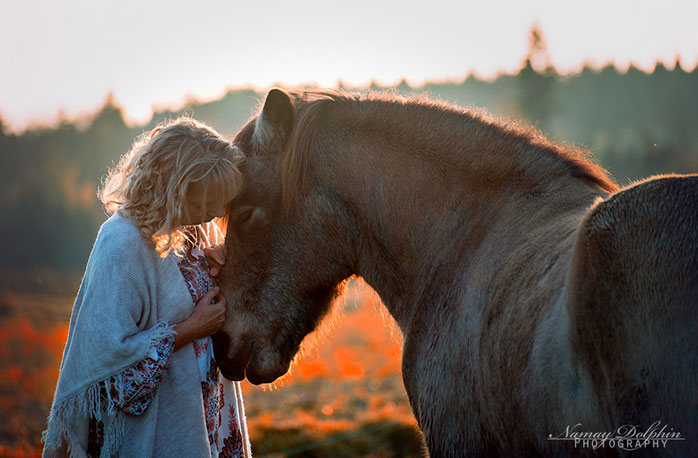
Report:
99,117,244,256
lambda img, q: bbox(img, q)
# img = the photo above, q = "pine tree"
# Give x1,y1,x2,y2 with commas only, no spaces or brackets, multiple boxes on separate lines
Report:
517,24,556,133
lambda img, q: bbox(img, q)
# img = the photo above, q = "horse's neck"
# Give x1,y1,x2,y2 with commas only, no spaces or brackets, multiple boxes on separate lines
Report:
320,121,606,330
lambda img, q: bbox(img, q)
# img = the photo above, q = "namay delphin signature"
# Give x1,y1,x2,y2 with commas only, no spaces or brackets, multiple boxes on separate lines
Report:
548,421,684,450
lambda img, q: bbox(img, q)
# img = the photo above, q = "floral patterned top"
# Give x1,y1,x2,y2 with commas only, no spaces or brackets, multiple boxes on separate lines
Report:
179,227,247,457
87,225,248,458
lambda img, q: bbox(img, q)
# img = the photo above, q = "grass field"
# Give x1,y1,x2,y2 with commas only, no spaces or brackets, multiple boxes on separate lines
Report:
0,280,425,457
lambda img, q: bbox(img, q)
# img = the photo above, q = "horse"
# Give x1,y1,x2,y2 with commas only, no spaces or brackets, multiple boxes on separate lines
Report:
214,88,698,456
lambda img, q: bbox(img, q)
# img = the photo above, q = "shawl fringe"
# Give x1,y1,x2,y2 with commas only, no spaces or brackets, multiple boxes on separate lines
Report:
43,321,176,457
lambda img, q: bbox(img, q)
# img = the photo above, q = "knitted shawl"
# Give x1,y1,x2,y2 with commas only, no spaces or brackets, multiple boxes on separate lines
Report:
43,213,232,457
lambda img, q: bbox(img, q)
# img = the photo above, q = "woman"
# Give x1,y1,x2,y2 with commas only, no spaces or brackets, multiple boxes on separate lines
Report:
43,118,251,457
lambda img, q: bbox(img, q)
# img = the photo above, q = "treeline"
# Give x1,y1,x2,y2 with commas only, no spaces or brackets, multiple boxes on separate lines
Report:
1,62,697,280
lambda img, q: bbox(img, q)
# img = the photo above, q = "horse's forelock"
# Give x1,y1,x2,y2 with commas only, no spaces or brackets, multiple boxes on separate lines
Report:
280,91,340,210
278,90,401,210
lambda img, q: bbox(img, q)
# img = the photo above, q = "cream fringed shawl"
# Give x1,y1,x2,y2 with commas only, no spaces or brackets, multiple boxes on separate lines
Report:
43,213,224,457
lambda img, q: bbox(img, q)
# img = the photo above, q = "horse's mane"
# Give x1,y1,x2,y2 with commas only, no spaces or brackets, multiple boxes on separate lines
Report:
280,90,617,208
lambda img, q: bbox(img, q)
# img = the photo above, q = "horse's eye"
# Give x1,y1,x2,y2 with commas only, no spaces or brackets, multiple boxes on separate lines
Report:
235,207,256,224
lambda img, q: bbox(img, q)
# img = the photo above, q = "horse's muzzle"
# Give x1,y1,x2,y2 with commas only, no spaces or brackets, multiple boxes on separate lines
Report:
214,335,254,381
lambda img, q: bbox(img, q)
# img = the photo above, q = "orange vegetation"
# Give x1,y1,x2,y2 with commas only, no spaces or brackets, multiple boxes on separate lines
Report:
240,280,417,450
0,316,68,456
0,282,418,455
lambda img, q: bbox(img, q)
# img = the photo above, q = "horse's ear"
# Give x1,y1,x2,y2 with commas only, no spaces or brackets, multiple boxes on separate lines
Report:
253,88,294,155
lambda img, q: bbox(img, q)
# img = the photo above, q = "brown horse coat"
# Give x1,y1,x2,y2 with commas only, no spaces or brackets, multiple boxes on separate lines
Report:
216,89,697,456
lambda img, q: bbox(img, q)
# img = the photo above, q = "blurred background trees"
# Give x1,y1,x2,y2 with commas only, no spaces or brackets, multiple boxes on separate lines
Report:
0,27,697,286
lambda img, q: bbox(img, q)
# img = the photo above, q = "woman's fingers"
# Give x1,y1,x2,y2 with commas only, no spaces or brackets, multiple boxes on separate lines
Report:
214,292,227,308
211,293,227,325
204,244,226,264
205,244,226,277
201,286,219,305
208,260,221,277
211,300,226,331
183,287,231,339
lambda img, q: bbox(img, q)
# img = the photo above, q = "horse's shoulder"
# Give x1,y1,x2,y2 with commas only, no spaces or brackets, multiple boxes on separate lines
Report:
568,175,698,431
570,173,698,312
579,174,698,255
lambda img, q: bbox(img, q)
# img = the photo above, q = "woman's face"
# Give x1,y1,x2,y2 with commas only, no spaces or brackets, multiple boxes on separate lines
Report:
182,180,227,225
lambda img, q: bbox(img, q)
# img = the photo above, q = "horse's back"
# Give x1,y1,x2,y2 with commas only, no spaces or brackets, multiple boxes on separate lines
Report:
569,174,698,456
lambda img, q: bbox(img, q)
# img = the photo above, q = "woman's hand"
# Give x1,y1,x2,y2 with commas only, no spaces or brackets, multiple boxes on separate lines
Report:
174,286,227,351
204,244,226,277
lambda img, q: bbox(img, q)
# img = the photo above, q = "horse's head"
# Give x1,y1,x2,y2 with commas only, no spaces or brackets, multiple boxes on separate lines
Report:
215,89,354,384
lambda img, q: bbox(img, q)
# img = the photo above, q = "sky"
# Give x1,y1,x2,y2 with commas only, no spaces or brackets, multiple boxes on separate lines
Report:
1,0,696,132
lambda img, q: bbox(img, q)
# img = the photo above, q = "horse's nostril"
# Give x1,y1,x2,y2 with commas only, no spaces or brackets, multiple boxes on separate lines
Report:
215,337,255,382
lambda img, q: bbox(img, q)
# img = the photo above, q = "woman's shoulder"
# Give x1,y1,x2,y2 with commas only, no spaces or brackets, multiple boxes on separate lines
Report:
90,213,151,264
99,213,144,244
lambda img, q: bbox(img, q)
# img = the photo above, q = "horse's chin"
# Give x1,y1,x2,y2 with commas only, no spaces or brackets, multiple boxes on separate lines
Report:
246,365,286,385
245,350,292,385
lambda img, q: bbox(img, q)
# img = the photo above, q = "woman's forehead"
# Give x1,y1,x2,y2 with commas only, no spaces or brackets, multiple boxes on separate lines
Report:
188,179,229,201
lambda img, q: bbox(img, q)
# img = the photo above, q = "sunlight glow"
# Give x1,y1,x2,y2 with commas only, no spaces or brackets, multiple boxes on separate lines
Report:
0,0,696,132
